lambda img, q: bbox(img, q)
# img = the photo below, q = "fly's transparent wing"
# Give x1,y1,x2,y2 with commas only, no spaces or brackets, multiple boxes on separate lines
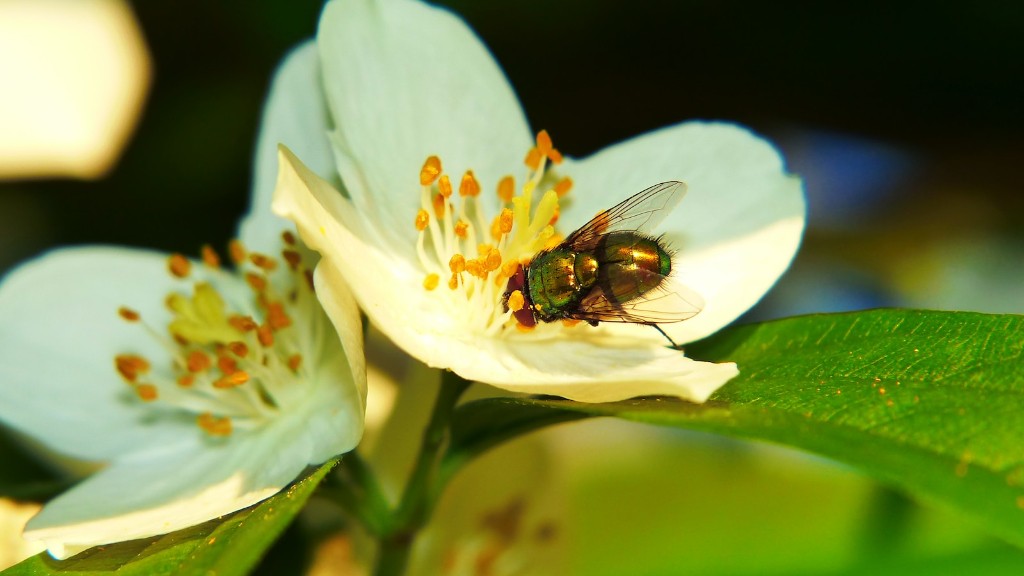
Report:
570,268,703,325
565,181,686,252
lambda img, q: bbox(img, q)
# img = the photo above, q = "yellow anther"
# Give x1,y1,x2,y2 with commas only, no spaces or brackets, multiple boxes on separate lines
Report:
415,209,430,231
257,324,274,347
524,147,542,171
288,354,303,372
420,155,442,186
168,253,191,278
229,315,258,332
201,245,220,268
536,130,553,154
267,302,292,330
282,250,302,270
115,354,150,382
477,243,493,257
498,208,514,234
197,412,232,436
454,219,469,238
282,230,296,246
561,319,582,328
506,290,525,312
227,341,249,358
246,272,267,292
484,248,501,272
214,370,250,389
118,307,140,322
249,253,277,271
177,374,195,387
490,216,503,242
438,174,453,198
554,176,573,197
228,239,246,265
135,384,158,402
465,259,486,279
501,261,519,279
497,176,515,203
459,170,481,197
432,192,447,220
448,274,459,290
187,350,211,373
449,253,466,275
423,273,440,291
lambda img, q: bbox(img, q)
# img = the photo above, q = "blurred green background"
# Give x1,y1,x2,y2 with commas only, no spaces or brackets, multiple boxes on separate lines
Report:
1,0,1023,574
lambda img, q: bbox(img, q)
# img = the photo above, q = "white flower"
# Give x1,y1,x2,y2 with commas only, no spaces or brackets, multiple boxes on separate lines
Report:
0,48,366,559
271,0,805,403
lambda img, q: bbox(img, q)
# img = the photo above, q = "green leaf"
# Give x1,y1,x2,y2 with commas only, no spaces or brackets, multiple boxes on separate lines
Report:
0,430,68,501
3,459,339,576
449,310,1024,548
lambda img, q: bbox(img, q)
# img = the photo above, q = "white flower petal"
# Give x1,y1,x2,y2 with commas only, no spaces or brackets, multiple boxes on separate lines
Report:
240,40,337,253
0,247,198,461
448,337,736,403
24,418,320,560
317,0,532,256
563,122,805,343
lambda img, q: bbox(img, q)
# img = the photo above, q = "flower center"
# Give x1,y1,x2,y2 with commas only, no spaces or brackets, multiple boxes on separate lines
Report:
412,130,573,336
114,233,321,438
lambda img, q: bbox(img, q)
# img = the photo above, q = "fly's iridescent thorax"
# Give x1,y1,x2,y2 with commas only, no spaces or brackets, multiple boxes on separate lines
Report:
524,247,601,322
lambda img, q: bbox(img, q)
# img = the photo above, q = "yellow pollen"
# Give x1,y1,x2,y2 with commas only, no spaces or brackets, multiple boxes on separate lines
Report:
135,384,158,401
448,274,459,290
484,248,502,272
449,253,466,275
201,245,221,268
524,147,542,171
465,258,486,279
506,290,525,312
288,354,303,372
536,130,553,154
423,273,440,291
282,250,302,270
168,253,191,278
115,354,150,382
415,209,430,231
454,220,469,238
420,155,442,185
432,192,447,220
177,374,195,387
501,261,519,279
438,174,453,198
282,230,296,245
187,350,211,373
498,208,514,234
554,176,573,197
249,253,278,271
197,412,232,436
561,319,582,328
229,315,258,332
245,272,267,292
228,239,246,265
257,324,274,347
459,170,481,197
516,323,536,332
497,175,515,203
214,370,250,389
118,306,140,322
266,302,292,330
227,341,249,358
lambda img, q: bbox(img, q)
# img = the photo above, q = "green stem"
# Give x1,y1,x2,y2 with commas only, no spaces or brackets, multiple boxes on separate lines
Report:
372,372,471,576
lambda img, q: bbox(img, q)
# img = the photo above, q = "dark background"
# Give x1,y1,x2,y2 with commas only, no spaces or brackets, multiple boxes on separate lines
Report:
2,0,1022,314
